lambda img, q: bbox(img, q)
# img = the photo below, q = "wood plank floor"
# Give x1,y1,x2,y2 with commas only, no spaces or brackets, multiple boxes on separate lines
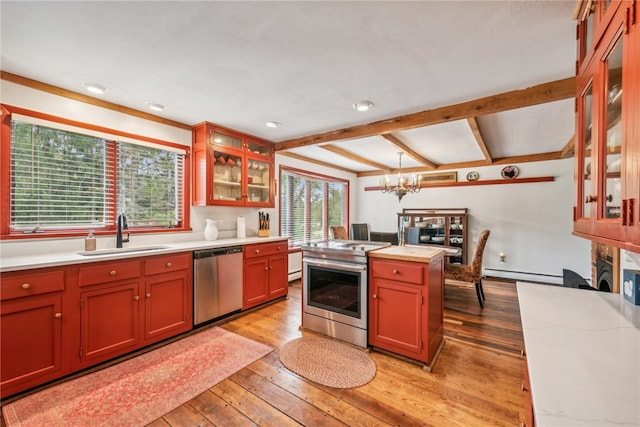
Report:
2,279,526,426
151,278,526,427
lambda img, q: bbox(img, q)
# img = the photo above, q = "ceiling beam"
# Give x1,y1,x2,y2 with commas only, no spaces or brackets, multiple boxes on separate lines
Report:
560,134,575,159
275,76,576,151
319,145,393,172
355,151,563,177
466,117,492,164
277,151,359,174
380,134,438,170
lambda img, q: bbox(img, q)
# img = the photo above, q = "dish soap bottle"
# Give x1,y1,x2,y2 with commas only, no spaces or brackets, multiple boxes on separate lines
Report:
85,230,97,251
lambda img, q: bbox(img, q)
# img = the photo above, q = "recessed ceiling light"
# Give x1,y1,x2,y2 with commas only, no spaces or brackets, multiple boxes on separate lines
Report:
265,121,283,128
82,81,107,95
145,102,165,112
353,100,373,112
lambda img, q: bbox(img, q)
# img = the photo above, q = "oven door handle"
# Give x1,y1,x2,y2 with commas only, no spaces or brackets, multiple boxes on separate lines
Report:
304,258,367,272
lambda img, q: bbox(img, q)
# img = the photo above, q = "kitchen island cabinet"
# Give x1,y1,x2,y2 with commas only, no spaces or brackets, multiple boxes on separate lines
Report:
0,267,69,398
368,245,445,370
243,241,288,309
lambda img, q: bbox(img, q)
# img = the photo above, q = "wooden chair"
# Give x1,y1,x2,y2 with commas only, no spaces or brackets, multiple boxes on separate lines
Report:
444,229,490,308
330,225,349,240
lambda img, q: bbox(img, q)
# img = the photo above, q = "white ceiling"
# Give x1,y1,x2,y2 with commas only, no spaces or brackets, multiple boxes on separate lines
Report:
0,1,578,175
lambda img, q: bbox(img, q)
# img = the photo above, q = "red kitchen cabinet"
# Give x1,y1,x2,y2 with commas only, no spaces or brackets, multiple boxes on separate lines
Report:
79,281,141,367
243,242,288,309
0,268,68,398
77,254,193,369
267,252,288,299
368,255,444,368
574,0,640,251
143,253,193,342
192,122,275,207
0,252,194,398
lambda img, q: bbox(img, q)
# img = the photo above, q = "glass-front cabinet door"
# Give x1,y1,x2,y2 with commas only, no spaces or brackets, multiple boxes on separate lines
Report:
601,36,622,221
246,156,272,205
192,122,275,207
212,148,243,204
574,2,637,248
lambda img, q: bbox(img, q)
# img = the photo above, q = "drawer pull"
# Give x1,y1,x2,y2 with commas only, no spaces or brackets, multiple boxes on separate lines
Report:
146,293,151,298
110,270,117,276
166,262,172,267
521,383,528,392
392,269,399,274
255,249,260,254
21,283,31,290
54,312,62,318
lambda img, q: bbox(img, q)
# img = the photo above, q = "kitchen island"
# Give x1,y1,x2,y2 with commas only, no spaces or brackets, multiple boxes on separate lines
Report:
368,245,445,370
517,282,640,427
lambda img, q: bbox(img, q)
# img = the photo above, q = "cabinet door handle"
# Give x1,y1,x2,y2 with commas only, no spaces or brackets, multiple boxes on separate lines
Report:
166,262,172,267
110,270,117,276
373,294,377,299
21,283,31,290
623,199,629,225
521,383,528,392
133,295,139,301
605,194,613,203
146,293,151,298
54,312,62,318
265,267,269,271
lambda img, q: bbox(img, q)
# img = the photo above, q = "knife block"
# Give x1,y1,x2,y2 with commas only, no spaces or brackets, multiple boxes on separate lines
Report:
258,228,270,237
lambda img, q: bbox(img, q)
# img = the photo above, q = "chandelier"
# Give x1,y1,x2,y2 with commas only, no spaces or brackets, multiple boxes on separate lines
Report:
380,152,421,201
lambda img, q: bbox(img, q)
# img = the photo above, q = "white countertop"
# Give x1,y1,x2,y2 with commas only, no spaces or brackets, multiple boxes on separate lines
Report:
517,282,640,427
0,236,289,272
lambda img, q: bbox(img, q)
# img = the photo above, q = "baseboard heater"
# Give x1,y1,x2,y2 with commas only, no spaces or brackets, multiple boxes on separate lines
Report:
288,270,301,282
484,268,590,286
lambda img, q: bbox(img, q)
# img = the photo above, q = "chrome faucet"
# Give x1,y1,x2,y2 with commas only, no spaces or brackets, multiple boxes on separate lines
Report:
116,213,130,248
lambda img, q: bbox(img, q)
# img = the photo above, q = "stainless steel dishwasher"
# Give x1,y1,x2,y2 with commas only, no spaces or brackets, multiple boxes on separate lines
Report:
193,246,243,325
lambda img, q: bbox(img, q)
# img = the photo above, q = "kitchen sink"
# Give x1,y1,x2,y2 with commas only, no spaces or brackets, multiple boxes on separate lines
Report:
78,245,170,256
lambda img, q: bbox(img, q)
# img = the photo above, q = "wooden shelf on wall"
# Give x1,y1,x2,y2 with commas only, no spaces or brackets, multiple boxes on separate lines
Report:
364,176,554,191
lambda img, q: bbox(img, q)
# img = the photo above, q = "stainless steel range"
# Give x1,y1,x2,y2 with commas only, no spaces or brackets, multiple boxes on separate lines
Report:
300,239,391,348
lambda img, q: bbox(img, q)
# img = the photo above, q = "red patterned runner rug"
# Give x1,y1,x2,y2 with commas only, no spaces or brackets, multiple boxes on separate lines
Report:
2,327,272,426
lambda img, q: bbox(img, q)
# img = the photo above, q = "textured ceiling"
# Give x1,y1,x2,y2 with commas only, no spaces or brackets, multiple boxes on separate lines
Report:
0,1,578,174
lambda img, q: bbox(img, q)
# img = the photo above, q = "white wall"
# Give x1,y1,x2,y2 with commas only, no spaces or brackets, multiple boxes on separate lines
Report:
357,160,593,281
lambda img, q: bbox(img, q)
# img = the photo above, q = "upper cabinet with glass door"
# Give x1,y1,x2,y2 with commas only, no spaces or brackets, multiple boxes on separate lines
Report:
574,0,640,251
192,123,275,207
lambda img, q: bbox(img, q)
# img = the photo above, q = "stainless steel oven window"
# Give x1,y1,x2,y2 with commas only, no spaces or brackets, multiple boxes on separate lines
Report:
306,265,362,319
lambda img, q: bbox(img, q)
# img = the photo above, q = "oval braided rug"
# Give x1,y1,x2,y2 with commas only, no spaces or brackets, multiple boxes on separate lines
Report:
279,335,376,388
